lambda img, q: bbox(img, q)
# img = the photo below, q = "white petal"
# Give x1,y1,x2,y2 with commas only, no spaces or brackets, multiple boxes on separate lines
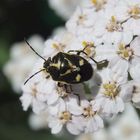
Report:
20,94,32,111
81,100,90,108
32,100,46,114
122,31,133,45
46,90,59,105
103,99,115,114
37,79,56,95
109,56,129,76
52,124,63,134
133,20,140,36
103,32,122,44
85,116,103,133
66,122,81,135
48,115,63,134
95,43,116,61
119,82,133,102
92,97,105,111
115,97,124,113
44,39,59,57
129,58,140,80
131,36,140,56
94,114,104,128
48,98,65,115
67,96,83,115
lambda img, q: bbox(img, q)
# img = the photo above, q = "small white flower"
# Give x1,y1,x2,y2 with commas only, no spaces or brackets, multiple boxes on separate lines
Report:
93,68,128,115
122,0,140,36
93,15,133,44
20,80,46,114
81,100,104,133
68,98,104,133
98,36,140,76
48,97,85,135
66,6,97,36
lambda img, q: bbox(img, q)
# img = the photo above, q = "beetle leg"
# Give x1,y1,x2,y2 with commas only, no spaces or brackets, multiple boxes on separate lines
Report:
57,82,72,94
46,74,50,79
77,50,108,69
64,84,72,93
68,49,99,63
57,82,68,97
68,49,108,68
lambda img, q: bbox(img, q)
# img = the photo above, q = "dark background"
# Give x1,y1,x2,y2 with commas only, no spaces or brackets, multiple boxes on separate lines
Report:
0,0,69,140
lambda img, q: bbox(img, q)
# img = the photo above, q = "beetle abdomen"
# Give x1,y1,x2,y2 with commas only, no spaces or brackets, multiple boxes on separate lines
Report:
58,63,93,84
48,52,93,84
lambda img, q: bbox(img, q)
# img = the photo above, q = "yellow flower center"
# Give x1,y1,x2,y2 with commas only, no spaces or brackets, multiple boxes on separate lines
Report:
106,16,123,32
103,82,118,98
83,106,96,118
91,0,107,11
59,111,71,123
82,41,96,57
128,5,140,19
117,43,133,60
52,43,64,52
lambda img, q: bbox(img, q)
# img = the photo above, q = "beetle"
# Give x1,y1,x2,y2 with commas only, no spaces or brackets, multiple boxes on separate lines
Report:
24,40,108,85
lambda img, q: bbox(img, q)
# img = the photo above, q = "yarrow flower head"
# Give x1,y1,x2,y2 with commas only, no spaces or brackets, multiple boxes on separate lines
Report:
3,35,44,93
20,0,140,135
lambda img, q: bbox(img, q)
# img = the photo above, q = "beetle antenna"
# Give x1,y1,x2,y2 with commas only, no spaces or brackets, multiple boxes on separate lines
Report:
24,38,47,62
24,69,46,85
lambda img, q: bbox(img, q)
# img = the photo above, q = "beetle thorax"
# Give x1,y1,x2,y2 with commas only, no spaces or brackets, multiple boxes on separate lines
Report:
43,57,52,71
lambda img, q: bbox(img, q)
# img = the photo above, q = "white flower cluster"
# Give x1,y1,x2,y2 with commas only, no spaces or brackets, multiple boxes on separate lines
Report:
3,35,44,93
21,0,140,135
75,103,140,140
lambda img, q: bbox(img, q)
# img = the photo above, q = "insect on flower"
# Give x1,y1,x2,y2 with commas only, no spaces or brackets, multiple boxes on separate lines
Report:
24,39,108,85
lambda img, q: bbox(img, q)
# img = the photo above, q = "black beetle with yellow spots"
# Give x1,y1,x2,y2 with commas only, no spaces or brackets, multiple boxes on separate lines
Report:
24,40,108,85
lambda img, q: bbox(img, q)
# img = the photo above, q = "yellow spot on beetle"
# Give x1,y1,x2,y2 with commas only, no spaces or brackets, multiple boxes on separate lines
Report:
76,74,81,82
79,59,84,66
51,61,61,69
60,69,71,76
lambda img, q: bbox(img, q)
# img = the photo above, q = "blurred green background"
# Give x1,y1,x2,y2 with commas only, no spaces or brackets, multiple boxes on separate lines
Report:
0,0,70,140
